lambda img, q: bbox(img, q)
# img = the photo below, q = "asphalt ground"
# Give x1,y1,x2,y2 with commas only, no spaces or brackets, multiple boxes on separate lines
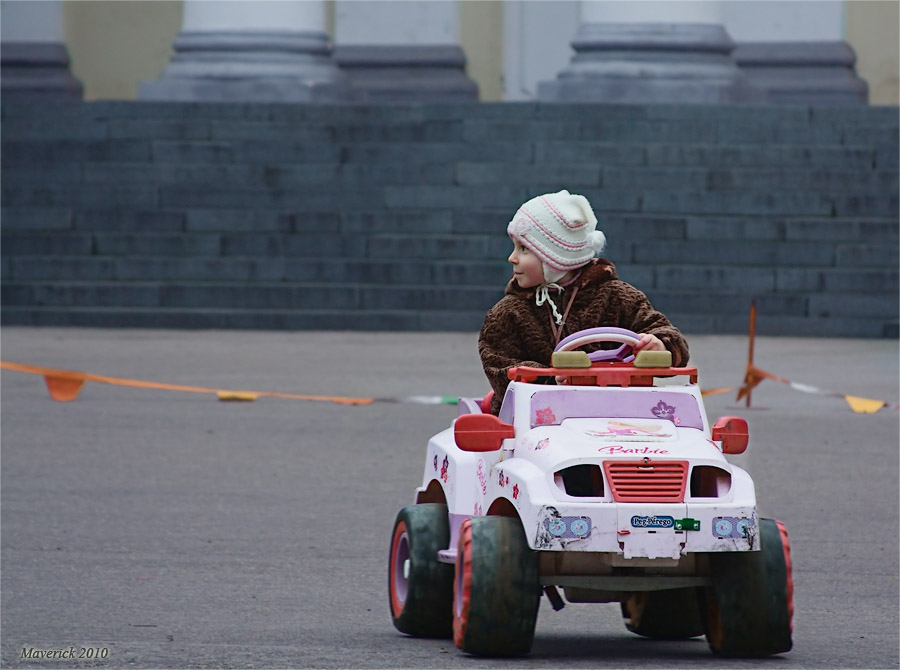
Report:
1,327,898,669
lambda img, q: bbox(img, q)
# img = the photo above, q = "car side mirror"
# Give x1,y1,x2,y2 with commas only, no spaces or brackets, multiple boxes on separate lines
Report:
712,416,749,454
455,414,515,452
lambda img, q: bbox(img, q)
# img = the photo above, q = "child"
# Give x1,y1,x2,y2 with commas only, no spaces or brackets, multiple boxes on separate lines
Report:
478,189,689,415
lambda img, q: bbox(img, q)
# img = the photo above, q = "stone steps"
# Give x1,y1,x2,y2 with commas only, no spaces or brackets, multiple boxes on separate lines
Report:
1,100,897,337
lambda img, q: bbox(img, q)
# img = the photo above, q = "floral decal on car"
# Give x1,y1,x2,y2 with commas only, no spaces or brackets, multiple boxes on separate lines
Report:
535,407,557,425
651,401,681,425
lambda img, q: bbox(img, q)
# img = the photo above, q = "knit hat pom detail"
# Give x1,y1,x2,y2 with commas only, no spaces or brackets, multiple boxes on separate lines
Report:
587,229,607,254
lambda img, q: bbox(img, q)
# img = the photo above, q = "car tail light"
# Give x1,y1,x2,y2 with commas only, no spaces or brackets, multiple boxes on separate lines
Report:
602,460,688,503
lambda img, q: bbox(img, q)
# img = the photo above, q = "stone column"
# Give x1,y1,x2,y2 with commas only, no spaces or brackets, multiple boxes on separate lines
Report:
0,0,83,101
140,0,349,102
334,0,478,102
538,0,758,103
725,0,868,105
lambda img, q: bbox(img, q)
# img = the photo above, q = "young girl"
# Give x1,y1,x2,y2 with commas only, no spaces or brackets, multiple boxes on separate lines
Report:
478,189,689,415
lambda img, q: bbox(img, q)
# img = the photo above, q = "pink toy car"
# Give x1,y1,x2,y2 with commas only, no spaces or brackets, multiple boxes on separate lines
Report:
389,327,793,657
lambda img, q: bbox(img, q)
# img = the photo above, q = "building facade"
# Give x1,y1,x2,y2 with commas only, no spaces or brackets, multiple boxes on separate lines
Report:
2,0,898,105
1,1,897,338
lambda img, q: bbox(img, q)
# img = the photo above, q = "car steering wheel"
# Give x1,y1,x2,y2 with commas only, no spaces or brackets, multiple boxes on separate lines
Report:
554,327,640,363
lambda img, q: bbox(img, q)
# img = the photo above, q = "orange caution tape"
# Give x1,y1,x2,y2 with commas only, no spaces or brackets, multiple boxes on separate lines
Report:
733,301,898,414
735,363,897,414
5,356,895,414
700,387,733,397
0,361,374,406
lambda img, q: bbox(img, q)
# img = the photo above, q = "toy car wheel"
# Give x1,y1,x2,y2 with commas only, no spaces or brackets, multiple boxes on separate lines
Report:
388,504,454,638
621,588,705,639
453,516,540,657
702,518,794,657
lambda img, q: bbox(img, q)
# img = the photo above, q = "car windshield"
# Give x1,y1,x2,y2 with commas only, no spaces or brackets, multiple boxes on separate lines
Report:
529,388,703,430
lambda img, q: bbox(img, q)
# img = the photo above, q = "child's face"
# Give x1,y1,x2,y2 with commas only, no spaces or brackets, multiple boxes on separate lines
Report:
508,238,544,288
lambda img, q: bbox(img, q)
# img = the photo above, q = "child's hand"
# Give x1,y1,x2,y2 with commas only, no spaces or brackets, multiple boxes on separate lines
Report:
634,333,665,352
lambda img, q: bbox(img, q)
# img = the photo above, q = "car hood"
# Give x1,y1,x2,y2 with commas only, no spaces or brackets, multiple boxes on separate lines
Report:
516,417,724,465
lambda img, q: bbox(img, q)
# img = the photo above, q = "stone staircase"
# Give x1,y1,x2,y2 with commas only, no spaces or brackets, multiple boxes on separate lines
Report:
2,101,897,336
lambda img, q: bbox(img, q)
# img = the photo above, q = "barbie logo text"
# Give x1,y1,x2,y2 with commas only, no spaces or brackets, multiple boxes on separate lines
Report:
598,446,669,455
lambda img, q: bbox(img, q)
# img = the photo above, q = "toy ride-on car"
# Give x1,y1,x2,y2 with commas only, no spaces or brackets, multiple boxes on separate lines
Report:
388,327,793,657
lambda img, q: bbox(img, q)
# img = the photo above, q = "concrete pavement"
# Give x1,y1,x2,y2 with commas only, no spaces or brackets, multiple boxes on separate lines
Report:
1,327,897,668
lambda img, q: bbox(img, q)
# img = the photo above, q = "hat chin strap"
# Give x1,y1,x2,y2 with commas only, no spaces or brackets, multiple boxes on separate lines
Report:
537,262,569,326
542,263,568,284
535,283,565,325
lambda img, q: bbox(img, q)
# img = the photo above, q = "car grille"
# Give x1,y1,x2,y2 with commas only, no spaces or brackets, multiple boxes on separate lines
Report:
602,460,688,503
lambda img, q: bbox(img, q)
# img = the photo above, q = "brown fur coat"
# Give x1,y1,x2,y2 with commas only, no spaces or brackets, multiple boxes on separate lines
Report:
478,259,689,415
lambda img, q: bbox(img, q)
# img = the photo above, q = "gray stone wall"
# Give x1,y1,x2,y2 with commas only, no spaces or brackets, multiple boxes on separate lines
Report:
1,101,897,337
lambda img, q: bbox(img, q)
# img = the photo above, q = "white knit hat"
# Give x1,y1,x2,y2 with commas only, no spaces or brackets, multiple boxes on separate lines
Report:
507,190,606,283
